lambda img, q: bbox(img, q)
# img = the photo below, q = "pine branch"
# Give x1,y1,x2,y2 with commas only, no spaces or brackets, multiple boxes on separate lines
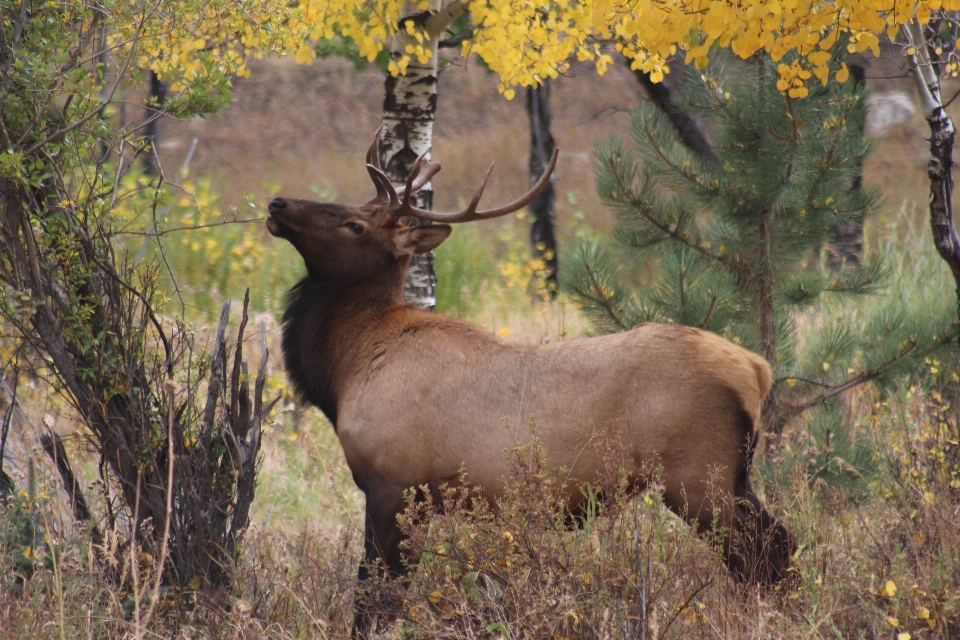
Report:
699,292,718,328
573,278,629,333
782,324,958,419
568,247,631,332
605,156,751,275
634,108,724,199
629,60,719,166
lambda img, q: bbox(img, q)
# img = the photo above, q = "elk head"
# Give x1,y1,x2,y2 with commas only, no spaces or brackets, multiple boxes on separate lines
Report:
266,131,559,286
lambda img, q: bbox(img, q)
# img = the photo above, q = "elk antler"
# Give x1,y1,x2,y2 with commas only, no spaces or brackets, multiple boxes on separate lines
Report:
365,129,441,207
364,130,559,224
366,129,399,208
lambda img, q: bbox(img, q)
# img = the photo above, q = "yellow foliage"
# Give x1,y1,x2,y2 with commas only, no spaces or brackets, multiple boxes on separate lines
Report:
881,579,898,598
107,1,946,100
97,0,960,106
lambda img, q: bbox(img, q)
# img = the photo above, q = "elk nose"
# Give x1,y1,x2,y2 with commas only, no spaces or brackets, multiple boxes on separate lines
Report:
268,198,287,213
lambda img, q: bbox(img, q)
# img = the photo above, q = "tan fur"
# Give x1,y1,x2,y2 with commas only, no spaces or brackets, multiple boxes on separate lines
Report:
268,175,794,636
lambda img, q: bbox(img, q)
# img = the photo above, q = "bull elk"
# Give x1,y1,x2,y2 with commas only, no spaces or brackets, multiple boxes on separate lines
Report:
267,132,795,634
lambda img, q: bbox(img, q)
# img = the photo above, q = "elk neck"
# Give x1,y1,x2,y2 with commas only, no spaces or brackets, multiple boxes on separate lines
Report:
281,254,411,430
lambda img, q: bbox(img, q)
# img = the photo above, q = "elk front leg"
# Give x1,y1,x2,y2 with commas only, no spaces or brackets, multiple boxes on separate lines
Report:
352,489,407,639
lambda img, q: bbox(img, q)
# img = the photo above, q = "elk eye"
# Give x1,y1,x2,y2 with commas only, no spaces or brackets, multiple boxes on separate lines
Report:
346,222,363,235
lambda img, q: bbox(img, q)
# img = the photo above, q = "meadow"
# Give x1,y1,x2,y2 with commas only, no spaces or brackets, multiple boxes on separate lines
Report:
0,53,958,638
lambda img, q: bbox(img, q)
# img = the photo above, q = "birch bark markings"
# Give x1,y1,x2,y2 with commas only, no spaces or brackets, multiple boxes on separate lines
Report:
904,21,960,346
380,1,466,310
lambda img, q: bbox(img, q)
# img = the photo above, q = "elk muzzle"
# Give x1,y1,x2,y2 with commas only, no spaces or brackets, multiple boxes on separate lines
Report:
266,197,294,237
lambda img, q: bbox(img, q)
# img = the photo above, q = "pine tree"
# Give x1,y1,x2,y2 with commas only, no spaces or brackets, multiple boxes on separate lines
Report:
566,57,957,433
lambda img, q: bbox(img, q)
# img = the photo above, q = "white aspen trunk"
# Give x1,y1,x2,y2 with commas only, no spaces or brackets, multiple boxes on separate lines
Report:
380,1,466,310
904,21,960,345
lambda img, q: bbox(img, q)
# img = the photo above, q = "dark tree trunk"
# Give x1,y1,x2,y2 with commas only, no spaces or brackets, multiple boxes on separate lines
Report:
827,62,866,270
0,372,16,500
526,80,558,296
40,432,93,523
629,60,719,166
926,107,960,345
142,70,166,176
759,212,780,433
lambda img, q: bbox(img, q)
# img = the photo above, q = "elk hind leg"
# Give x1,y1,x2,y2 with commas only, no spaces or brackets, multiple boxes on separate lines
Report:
725,470,796,586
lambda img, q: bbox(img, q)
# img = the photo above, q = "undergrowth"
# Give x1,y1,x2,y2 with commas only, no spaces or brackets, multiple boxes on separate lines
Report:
2,378,958,638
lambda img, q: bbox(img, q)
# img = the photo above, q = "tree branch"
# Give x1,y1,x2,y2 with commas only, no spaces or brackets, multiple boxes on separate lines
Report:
628,58,719,166
425,1,469,39
21,0,152,158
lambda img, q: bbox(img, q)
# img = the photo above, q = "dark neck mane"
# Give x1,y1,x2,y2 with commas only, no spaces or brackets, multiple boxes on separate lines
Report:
281,265,407,429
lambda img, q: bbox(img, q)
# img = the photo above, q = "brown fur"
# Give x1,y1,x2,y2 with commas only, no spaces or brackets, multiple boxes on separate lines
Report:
267,192,796,635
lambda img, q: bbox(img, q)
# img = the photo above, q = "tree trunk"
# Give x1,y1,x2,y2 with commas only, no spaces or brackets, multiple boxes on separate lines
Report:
526,80,558,295
927,107,960,343
826,62,866,270
904,21,960,346
142,70,166,176
759,211,780,433
629,59,718,166
381,1,465,310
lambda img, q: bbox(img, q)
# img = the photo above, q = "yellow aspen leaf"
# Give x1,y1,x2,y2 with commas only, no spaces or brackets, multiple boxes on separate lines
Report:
836,63,850,83
881,580,898,598
294,46,314,65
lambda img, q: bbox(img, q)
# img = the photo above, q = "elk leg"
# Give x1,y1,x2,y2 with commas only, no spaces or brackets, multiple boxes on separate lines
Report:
687,469,795,586
661,465,794,587
352,490,407,639
725,473,796,585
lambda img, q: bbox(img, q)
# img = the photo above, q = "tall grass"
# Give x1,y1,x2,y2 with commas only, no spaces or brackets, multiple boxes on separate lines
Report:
2,377,957,637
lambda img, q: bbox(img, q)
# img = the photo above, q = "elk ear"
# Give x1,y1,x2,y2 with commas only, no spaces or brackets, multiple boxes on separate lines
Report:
393,224,452,257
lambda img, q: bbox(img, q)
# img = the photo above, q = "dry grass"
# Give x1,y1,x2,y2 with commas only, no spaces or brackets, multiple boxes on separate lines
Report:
2,381,958,638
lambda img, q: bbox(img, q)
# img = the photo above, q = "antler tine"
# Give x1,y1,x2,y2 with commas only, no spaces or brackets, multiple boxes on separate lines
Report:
405,158,441,194
367,163,400,207
399,150,427,211
364,127,401,206
398,148,559,223
383,150,443,220
366,126,383,170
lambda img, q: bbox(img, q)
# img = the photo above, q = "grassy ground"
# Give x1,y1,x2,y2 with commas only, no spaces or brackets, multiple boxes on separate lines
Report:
1,53,959,637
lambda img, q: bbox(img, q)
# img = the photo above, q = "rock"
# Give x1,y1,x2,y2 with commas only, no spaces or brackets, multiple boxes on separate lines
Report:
866,91,917,136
